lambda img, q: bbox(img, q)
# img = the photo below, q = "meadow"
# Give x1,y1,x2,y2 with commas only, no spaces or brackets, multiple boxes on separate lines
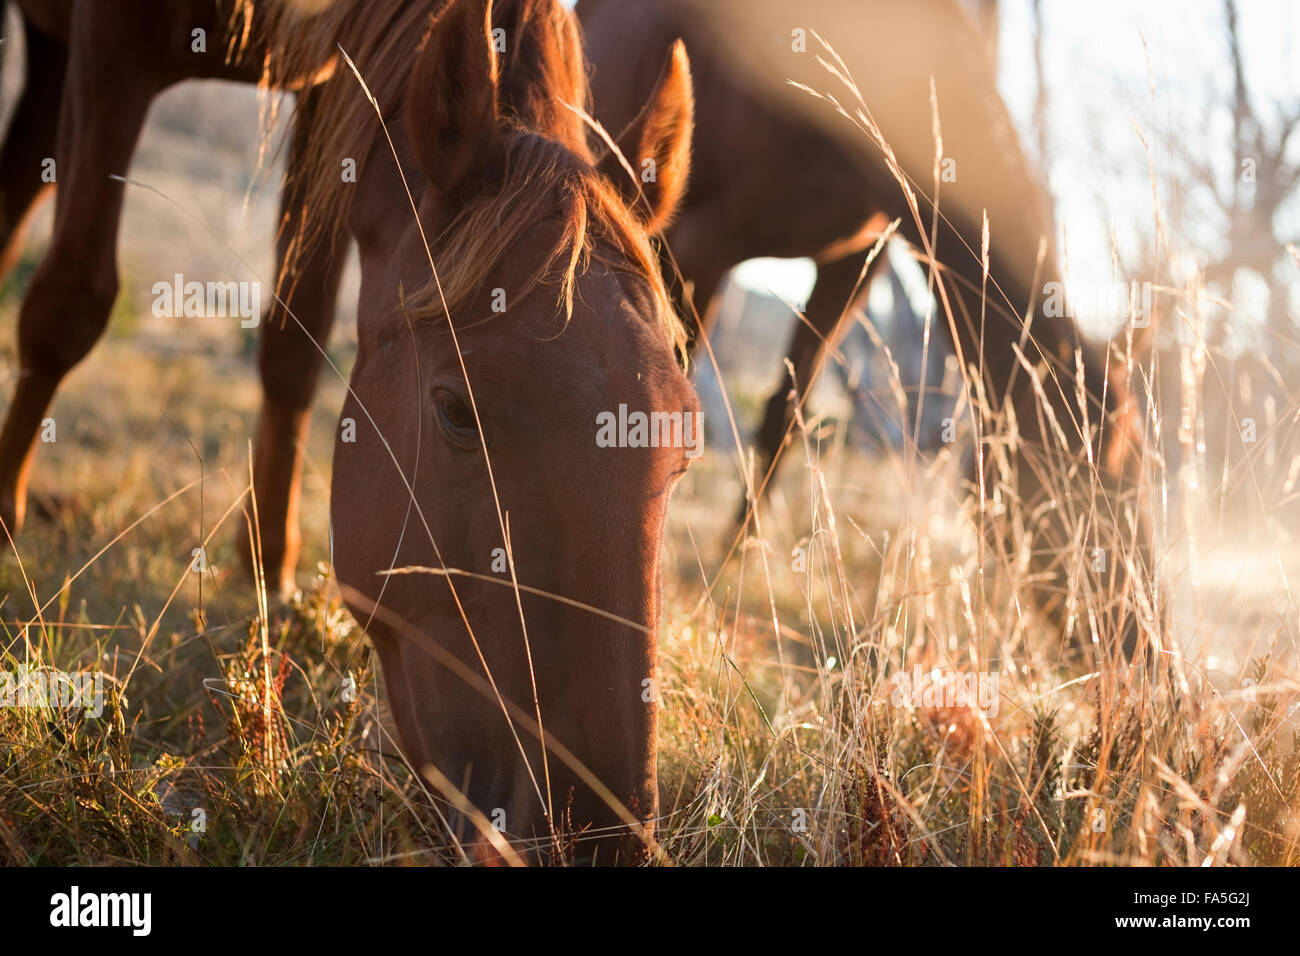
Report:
0,67,1297,866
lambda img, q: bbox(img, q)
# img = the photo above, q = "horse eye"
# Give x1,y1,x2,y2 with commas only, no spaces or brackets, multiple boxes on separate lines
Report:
433,389,483,448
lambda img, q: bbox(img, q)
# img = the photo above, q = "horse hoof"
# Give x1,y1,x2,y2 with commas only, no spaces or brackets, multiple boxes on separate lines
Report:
262,569,299,605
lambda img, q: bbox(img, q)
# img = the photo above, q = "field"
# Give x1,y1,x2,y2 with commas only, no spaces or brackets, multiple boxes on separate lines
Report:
1,74,1298,866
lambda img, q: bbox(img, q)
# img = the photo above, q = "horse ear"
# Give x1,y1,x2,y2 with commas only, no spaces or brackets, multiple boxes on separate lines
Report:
598,40,693,231
407,0,503,194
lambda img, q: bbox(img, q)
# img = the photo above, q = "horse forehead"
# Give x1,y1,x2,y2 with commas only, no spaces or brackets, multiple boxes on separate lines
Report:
578,269,671,362
565,281,687,407
488,265,662,355
445,263,680,404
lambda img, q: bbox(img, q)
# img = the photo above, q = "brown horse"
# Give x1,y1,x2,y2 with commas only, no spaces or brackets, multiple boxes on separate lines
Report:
0,0,697,862
580,0,1152,654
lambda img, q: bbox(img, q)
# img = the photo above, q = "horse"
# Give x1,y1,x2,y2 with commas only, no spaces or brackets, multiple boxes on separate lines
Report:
0,0,698,862
579,0,1153,654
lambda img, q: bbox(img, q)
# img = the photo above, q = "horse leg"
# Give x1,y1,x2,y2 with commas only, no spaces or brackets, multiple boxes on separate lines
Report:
747,252,886,517
0,22,66,281
241,89,345,597
0,16,161,533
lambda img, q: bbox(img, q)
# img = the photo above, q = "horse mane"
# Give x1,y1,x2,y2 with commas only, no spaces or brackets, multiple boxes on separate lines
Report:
227,0,686,356
228,0,433,233
400,130,686,360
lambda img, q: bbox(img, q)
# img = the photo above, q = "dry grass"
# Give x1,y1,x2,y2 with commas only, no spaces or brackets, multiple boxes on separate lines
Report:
2,253,1296,865
653,409,1300,866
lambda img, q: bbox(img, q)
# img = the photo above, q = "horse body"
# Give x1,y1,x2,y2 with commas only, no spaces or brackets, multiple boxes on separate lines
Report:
1,0,699,862
581,0,1149,648
582,0,1094,457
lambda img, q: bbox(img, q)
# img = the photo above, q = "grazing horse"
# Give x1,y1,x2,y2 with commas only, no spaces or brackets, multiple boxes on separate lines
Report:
0,0,698,862
580,0,1152,653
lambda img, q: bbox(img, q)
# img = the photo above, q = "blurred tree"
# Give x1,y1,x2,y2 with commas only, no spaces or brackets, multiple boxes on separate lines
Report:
1192,0,1300,348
